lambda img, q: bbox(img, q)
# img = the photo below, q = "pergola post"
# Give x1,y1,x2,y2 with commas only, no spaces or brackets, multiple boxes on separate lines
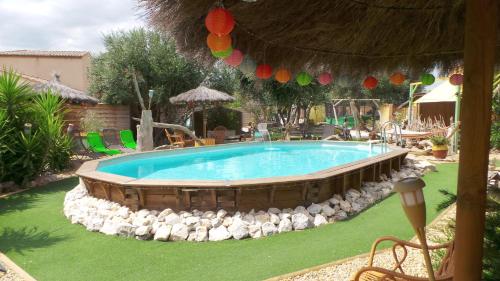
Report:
454,0,497,280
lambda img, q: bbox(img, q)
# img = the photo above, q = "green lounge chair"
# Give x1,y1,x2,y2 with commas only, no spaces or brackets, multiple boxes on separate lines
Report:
86,132,121,156
119,129,137,150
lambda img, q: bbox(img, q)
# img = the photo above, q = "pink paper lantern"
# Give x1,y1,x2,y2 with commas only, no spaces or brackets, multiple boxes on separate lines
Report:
224,49,243,67
449,73,463,86
318,72,333,85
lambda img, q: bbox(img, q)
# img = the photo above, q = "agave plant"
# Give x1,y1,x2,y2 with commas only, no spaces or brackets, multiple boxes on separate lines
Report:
0,69,34,128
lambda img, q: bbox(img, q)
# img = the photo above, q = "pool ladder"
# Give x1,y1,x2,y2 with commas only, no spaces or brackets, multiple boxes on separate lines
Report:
380,121,404,149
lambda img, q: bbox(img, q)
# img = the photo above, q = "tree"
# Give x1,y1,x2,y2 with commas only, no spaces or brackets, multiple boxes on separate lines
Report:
88,28,205,123
237,73,332,136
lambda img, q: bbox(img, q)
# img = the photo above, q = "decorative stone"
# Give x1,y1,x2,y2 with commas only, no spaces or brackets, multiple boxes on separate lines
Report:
154,224,172,241
248,224,262,239
228,219,249,240
135,225,152,240
279,213,292,220
313,214,327,226
158,208,174,221
211,217,222,228
184,216,200,227
209,225,231,241
294,206,307,214
203,211,216,219
242,213,256,224
163,213,181,225
270,213,280,225
339,200,352,212
261,222,278,236
100,219,119,235
222,216,233,227
86,217,104,232
216,209,227,219
321,205,336,217
292,213,310,230
268,207,281,214
187,231,197,242
169,223,189,241
307,203,322,215
278,218,292,233
254,213,270,225
195,226,208,242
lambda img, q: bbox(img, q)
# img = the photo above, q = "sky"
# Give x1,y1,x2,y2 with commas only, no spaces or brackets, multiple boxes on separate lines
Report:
0,0,146,54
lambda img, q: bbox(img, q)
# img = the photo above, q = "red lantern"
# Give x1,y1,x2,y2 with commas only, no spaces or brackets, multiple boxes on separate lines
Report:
256,64,273,79
390,72,406,85
224,49,243,66
275,68,291,83
363,76,378,90
318,72,333,85
205,8,235,36
449,73,463,86
207,33,232,51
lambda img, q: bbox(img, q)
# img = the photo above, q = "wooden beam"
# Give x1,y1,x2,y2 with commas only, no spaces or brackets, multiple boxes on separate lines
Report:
454,1,497,280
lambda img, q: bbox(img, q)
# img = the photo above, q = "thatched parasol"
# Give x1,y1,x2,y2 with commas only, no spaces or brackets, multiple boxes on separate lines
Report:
170,86,235,137
31,74,99,104
143,1,499,278
141,0,500,76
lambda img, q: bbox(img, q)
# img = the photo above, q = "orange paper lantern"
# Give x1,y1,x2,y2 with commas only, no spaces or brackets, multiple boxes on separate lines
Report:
275,68,291,83
363,76,378,90
390,72,406,85
256,64,273,79
205,8,235,36
207,33,232,51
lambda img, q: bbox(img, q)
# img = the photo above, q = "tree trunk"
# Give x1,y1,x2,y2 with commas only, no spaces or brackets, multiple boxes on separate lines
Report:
349,99,361,139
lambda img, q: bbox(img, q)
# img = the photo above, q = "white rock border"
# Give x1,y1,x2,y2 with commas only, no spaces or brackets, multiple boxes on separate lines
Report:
63,158,435,242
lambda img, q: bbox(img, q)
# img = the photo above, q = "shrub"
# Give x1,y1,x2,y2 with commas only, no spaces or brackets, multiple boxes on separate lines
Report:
0,70,71,185
429,135,449,146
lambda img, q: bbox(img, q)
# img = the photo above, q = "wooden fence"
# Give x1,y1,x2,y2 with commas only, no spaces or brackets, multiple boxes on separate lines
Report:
64,104,131,130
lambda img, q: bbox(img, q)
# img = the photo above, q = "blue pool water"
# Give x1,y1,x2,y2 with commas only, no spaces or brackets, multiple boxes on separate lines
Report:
97,142,388,180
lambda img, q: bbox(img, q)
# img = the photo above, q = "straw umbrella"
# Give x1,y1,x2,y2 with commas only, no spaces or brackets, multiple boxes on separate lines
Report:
169,86,235,138
31,74,99,104
142,1,499,279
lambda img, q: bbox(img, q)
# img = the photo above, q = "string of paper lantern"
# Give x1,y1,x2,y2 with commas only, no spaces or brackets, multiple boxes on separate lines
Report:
203,8,447,89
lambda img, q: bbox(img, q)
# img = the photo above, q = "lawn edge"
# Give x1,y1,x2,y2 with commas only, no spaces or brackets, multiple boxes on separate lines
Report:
264,202,457,281
0,251,37,281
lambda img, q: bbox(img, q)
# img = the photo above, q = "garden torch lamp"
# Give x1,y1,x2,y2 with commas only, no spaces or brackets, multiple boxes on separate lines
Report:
394,177,435,281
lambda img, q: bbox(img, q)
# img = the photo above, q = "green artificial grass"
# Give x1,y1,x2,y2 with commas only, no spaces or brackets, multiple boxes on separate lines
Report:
0,164,458,281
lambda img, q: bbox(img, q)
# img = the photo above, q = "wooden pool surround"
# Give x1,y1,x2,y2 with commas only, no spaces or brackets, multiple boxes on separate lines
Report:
76,143,408,212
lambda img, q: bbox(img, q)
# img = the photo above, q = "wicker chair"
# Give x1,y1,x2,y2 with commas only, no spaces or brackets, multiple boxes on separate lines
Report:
352,236,454,281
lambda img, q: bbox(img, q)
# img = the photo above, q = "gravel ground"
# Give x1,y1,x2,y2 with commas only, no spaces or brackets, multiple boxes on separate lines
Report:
278,205,456,281
0,264,25,281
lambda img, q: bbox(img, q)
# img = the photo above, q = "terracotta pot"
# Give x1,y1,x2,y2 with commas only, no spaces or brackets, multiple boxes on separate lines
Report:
432,145,448,159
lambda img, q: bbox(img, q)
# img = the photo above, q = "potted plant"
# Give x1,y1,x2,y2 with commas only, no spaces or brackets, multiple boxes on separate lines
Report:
429,135,449,159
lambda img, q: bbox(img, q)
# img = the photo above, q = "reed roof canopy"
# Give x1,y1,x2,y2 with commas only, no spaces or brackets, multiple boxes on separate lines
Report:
141,0,500,77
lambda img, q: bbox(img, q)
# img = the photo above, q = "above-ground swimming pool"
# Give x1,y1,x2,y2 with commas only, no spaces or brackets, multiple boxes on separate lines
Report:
77,141,408,211
97,142,387,181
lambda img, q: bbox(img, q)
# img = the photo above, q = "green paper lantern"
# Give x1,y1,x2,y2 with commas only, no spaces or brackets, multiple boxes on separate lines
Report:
420,73,435,86
211,46,233,58
296,72,312,86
